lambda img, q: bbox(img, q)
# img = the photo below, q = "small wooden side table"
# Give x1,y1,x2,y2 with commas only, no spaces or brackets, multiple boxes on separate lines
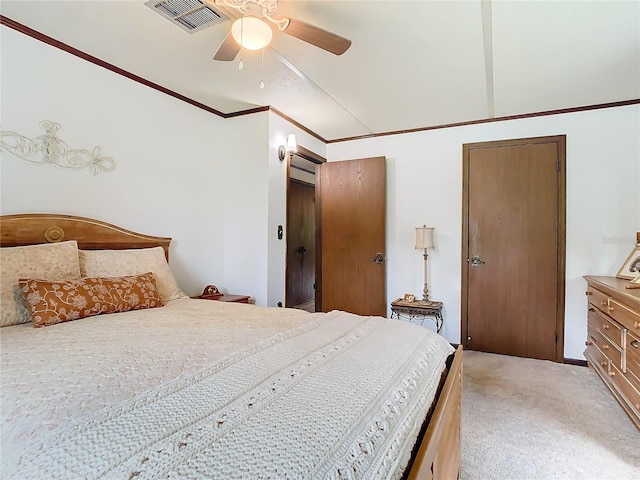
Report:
192,285,250,304
390,299,443,333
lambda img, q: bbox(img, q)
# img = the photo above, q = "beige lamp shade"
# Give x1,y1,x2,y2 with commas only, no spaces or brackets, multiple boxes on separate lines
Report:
415,226,435,249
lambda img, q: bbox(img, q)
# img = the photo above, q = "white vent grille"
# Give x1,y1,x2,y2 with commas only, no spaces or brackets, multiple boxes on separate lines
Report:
145,0,227,33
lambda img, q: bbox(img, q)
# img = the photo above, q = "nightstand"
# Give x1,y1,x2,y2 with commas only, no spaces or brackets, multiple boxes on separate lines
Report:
390,299,443,333
192,285,250,304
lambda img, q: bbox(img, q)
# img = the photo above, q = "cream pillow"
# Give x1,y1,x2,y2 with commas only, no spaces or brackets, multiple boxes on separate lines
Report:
0,241,81,327
79,247,187,302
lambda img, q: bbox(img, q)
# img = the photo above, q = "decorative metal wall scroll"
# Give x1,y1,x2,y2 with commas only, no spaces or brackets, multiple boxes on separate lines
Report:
0,121,115,175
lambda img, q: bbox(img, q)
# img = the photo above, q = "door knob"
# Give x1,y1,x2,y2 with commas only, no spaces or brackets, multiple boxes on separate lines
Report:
468,255,486,267
371,253,384,264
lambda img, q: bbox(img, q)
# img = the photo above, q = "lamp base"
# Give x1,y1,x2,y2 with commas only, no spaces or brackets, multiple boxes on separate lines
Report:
422,278,430,303
422,251,431,303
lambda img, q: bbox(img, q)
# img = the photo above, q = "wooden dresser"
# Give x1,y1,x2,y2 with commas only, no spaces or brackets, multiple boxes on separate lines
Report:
584,275,640,429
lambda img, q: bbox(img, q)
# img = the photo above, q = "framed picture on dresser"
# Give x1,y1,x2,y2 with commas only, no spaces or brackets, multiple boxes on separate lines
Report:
616,244,640,279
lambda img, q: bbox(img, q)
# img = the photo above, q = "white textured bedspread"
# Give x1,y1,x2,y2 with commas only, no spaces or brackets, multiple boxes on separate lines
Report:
1,299,453,479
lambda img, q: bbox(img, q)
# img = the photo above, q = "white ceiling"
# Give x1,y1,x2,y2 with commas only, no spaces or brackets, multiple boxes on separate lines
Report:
1,0,639,141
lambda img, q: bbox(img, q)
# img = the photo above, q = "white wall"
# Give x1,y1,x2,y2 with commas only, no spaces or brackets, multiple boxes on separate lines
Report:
219,114,270,305
0,26,271,304
327,105,640,360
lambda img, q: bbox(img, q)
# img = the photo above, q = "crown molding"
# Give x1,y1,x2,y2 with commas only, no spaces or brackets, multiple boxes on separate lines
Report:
328,99,640,143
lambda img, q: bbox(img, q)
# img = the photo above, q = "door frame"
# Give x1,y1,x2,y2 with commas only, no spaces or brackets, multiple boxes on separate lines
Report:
460,135,567,362
285,145,325,308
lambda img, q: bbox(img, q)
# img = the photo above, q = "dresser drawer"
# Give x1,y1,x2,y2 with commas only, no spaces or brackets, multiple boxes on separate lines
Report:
586,286,610,313
585,343,610,375
628,318,640,336
588,306,624,348
624,371,640,398
628,367,640,395
608,298,640,333
626,330,640,374
610,363,640,414
588,323,624,371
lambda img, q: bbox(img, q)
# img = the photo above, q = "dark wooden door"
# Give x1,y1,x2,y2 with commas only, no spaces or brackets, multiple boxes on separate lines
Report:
462,136,566,361
286,180,315,307
316,157,386,316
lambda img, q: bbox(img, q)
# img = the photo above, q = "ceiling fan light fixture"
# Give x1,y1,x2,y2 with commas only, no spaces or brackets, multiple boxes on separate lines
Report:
231,16,273,50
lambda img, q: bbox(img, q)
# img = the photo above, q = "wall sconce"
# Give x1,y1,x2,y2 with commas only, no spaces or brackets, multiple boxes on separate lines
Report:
415,225,435,303
278,134,298,162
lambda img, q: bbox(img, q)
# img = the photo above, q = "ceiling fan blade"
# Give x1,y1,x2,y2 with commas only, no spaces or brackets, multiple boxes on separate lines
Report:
213,32,240,61
282,18,351,55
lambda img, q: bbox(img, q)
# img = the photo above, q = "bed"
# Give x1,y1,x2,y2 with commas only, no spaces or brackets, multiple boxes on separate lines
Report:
0,213,462,480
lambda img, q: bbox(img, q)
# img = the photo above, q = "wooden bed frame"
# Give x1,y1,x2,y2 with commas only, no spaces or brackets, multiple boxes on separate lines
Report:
0,213,462,480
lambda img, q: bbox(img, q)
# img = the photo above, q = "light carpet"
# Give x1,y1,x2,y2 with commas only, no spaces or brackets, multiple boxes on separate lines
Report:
460,350,640,480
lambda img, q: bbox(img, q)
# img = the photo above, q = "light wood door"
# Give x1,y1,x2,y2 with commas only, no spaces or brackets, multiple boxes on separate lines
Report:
316,157,386,316
462,136,566,362
286,180,315,307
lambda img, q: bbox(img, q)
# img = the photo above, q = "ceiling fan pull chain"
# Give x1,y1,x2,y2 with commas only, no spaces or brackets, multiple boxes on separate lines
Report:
259,49,265,89
238,16,244,70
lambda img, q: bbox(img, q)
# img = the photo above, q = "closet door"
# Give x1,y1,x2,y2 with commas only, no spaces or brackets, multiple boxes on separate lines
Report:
462,136,566,361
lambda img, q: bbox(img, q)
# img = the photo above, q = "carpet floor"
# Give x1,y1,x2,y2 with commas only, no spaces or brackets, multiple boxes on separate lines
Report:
460,350,640,480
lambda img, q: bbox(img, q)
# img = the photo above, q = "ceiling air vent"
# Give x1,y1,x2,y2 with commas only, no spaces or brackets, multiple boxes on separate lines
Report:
145,0,228,34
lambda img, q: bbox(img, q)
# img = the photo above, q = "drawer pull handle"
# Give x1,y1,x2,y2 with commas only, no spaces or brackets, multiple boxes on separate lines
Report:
609,371,616,377
601,361,607,367
608,306,614,312
585,291,592,296
603,344,609,350
588,307,595,312
585,341,592,346
632,340,639,349
603,324,610,330
635,322,639,329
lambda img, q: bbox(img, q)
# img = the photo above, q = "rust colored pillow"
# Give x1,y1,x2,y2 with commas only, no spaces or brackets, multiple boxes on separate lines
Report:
19,273,164,328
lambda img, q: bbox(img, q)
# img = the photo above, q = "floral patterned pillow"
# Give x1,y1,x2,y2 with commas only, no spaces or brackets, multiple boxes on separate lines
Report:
19,273,164,328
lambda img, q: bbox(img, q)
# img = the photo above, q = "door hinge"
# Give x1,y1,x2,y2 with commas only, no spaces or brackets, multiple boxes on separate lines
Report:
556,160,560,172
555,334,558,344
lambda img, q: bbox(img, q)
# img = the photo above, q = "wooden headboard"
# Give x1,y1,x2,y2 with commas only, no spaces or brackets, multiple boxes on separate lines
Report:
0,214,171,259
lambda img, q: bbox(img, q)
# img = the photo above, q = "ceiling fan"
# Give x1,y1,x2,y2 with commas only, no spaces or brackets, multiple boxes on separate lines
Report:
212,0,352,61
